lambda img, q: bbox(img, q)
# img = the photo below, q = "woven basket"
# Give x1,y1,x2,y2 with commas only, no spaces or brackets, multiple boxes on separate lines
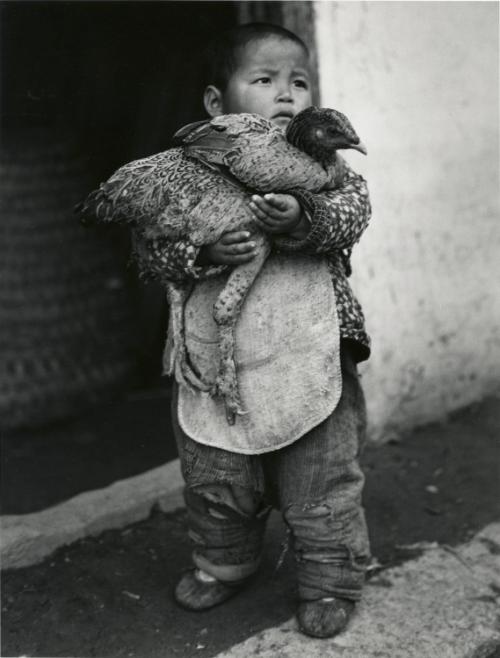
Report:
0,127,138,430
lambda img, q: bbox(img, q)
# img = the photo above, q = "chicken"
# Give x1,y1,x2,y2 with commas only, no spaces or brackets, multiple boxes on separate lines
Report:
78,107,366,423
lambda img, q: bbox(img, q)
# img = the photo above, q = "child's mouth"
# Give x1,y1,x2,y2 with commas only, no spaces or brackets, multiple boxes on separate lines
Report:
272,113,294,127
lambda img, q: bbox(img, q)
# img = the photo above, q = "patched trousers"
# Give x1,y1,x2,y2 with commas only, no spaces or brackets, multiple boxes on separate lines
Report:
171,345,371,601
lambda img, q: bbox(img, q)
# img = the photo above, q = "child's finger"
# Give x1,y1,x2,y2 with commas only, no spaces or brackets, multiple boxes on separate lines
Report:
263,193,288,211
252,217,286,235
249,197,272,220
220,231,253,245
221,251,257,265
221,240,256,255
250,195,283,220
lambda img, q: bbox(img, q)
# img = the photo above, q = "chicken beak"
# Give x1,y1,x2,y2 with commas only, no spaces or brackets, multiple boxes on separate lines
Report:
352,140,368,155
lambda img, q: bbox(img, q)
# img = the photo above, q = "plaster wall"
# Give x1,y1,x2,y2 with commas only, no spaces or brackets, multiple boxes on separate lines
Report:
314,1,500,438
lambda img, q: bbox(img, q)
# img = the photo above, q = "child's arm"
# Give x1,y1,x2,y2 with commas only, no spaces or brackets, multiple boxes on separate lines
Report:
250,160,371,255
248,194,309,240
197,231,258,266
133,235,224,284
136,161,368,281
134,231,256,284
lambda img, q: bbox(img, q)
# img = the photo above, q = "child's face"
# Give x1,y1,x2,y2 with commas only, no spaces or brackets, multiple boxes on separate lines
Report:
217,37,312,128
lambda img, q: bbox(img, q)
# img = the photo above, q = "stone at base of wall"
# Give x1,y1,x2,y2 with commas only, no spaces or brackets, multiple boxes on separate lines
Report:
1,459,184,570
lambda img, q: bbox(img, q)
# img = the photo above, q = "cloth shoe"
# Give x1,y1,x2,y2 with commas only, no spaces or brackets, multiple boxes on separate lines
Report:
174,568,248,611
297,596,355,638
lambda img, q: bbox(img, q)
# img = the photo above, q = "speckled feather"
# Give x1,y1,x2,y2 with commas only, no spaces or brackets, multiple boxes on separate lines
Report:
79,110,352,247
81,147,257,247
78,108,363,423
181,113,339,192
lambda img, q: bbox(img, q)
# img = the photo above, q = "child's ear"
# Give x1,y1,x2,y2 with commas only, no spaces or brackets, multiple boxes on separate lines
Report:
204,85,224,117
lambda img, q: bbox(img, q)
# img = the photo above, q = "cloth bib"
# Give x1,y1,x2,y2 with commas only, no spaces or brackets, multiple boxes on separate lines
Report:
177,252,342,454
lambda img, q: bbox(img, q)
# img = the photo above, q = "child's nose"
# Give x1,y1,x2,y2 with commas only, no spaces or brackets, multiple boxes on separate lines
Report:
275,87,293,102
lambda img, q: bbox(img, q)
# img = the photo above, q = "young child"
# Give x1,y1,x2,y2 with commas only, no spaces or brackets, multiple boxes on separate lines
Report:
147,23,372,638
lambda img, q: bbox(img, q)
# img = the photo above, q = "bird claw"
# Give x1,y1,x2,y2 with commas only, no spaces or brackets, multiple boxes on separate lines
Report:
181,362,212,392
173,347,211,394
224,403,248,426
211,370,246,425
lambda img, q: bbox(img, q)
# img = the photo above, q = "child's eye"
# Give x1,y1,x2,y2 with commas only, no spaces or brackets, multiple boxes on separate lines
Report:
253,77,271,84
293,79,309,89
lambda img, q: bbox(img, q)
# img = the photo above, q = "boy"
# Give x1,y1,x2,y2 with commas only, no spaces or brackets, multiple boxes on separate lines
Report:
147,23,371,638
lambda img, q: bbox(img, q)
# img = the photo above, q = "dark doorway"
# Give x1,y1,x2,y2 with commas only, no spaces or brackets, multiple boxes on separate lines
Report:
1,1,311,399
0,2,240,419
1,2,239,166
0,0,317,508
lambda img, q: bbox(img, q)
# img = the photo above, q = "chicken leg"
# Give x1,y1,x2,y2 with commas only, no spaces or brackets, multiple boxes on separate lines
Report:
212,233,271,424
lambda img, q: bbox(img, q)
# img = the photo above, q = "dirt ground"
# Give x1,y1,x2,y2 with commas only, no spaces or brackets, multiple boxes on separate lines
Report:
2,397,500,658
1,385,176,516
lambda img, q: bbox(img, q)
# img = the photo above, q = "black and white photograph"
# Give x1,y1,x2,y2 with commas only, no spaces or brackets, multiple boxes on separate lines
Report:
1,1,499,656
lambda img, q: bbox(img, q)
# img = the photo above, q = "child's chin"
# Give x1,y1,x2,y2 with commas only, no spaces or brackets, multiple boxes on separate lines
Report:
271,116,292,129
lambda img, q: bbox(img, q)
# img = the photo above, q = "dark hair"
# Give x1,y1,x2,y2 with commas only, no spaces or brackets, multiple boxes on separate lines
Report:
205,22,309,91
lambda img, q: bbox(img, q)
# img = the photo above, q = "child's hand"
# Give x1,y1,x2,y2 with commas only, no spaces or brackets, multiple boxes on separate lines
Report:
249,193,305,235
197,231,258,266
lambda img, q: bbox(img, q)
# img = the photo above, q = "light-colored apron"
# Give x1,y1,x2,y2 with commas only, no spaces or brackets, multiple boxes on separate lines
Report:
176,252,342,454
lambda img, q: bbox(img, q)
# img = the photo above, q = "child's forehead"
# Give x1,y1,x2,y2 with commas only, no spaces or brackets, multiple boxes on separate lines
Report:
237,35,310,71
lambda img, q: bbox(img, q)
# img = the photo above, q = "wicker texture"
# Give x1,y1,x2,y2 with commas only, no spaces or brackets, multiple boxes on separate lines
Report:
0,131,137,430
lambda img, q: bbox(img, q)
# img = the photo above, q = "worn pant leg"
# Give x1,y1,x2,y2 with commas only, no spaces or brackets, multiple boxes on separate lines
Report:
274,347,370,602
171,385,271,583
